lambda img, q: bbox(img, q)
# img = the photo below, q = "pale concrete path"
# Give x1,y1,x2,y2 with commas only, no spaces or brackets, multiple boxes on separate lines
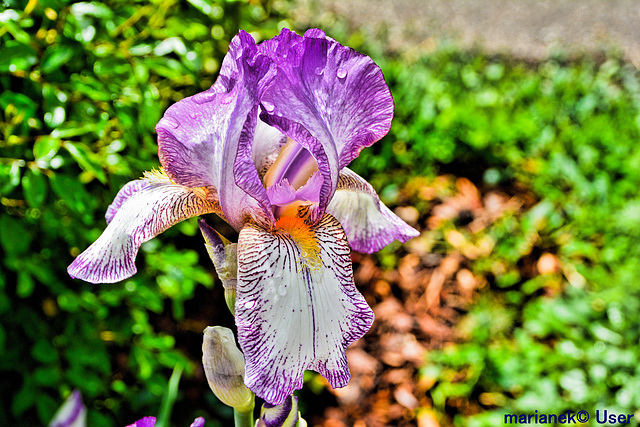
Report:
293,0,640,65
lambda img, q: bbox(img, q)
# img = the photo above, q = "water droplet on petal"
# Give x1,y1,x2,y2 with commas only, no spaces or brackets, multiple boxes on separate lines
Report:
162,117,180,129
314,67,324,76
337,68,347,79
262,101,275,113
192,91,217,105
277,284,287,296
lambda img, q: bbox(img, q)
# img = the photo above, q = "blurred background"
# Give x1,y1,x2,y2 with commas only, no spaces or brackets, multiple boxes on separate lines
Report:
2,0,640,426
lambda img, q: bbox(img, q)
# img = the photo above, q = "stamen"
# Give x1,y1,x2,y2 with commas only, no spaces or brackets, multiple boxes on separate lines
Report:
275,216,321,269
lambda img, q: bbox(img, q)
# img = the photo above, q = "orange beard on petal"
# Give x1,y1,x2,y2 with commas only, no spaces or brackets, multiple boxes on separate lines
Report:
274,216,321,269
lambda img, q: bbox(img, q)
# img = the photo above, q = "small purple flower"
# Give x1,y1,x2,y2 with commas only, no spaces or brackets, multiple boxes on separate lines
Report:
68,28,418,405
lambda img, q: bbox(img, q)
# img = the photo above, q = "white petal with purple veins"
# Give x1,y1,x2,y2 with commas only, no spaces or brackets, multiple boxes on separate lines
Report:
326,168,419,253
235,214,374,405
48,390,86,427
68,172,220,283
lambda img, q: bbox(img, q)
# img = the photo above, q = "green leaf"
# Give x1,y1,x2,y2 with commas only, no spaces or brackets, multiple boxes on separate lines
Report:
64,142,107,183
49,174,95,214
0,91,37,120
16,271,35,298
0,43,37,73
22,169,48,208
0,215,31,256
41,45,76,74
33,136,62,161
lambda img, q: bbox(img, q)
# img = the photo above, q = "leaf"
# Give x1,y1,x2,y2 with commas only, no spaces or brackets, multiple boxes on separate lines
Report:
0,43,37,72
64,142,107,183
22,169,48,208
16,271,35,298
40,45,76,74
49,174,95,214
0,215,31,257
33,136,62,161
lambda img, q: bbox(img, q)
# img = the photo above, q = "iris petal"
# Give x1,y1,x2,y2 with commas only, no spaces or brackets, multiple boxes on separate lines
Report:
68,173,220,283
156,31,276,230
326,168,420,253
259,28,394,220
235,214,374,405
48,390,86,427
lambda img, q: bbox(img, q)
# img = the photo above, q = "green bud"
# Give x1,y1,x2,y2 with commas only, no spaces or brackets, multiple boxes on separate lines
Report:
202,326,254,412
198,220,238,313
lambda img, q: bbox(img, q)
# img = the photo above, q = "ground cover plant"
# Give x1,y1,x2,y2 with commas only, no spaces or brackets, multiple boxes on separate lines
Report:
2,0,640,426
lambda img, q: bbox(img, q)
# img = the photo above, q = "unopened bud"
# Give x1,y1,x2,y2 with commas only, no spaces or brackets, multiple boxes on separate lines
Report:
202,326,253,412
198,220,238,313
256,395,302,427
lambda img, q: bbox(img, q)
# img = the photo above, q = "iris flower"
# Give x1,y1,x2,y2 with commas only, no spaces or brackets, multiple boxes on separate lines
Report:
68,29,418,404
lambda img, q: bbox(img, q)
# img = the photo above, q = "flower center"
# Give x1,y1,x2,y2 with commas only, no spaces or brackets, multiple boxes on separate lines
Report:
263,138,320,219
274,216,321,269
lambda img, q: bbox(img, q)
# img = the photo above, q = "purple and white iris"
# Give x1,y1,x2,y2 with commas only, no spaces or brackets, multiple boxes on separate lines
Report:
68,28,418,405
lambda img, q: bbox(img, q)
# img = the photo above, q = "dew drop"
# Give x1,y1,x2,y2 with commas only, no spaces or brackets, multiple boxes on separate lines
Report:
192,91,217,105
163,116,180,129
337,68,347,79
262,100,275,113
314,67,324,76
277,284,288,296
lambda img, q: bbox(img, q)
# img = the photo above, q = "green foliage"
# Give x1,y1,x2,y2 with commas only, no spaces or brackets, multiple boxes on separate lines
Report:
354,48,640,425
0,0,287,425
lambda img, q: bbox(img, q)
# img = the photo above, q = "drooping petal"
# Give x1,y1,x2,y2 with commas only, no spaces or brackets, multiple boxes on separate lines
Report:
68,172,220,283
105,179,150,223
235,214,374,405
326,168,419,253
126,417,156,427
156,31,276,230
259,28,394,218
48,390,86,427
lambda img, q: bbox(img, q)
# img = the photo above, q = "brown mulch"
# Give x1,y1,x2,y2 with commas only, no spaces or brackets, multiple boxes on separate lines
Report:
308,175,534,427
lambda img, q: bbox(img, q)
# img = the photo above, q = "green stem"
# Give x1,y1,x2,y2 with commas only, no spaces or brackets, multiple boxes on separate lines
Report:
233,406,254,427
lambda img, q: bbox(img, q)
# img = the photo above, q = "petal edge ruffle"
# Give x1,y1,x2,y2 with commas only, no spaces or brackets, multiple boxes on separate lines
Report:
326,168,419,253
235,214,374,404
68,174,220,283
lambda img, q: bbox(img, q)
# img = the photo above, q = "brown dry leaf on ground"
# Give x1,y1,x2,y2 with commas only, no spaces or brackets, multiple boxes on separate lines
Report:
310,175,533,427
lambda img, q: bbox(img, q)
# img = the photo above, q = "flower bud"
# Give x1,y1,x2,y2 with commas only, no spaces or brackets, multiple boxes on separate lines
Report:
202,326,254,412
256,395,303,427
198,220,238,313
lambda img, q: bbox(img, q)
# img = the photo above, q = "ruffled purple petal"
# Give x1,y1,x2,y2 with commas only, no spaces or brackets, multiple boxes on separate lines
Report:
48,390,86,427
326,168,419,253
259,28,394,219
68,172,220,283
156,31,276,230
235,214,374,405
189,417,206,427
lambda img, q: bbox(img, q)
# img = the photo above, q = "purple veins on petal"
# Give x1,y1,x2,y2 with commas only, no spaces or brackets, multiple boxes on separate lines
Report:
326,168,419,253
235,214,374,405
48,390,87,427
68,172,220,284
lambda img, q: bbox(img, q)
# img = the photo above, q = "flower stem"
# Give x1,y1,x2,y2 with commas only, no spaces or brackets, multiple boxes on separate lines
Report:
233,406,254,427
